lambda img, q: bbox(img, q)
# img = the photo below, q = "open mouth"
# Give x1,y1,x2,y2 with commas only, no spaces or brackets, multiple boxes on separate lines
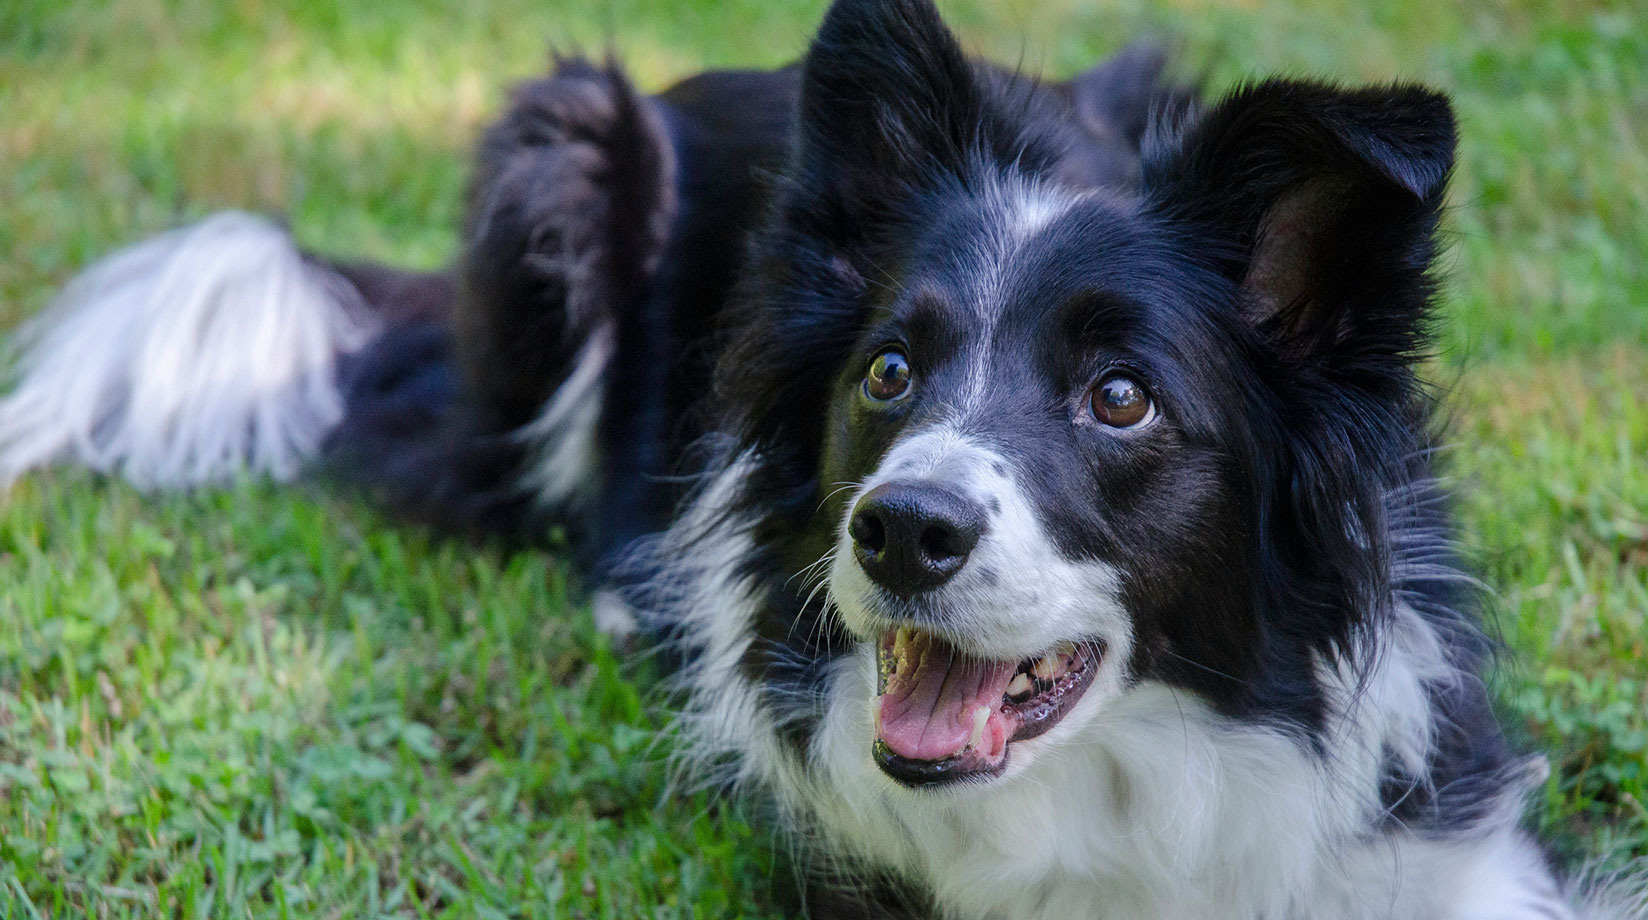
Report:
872,627,1103,788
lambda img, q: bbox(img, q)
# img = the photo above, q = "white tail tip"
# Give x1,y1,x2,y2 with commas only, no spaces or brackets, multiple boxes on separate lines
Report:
0,211,378,490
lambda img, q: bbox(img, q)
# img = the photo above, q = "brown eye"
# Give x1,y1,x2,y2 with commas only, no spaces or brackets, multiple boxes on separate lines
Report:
864,348,913,401
1090,374,1154,429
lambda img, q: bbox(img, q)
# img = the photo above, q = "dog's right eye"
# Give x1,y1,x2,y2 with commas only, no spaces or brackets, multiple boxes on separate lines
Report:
1090,374,1155,429
864,348,913,402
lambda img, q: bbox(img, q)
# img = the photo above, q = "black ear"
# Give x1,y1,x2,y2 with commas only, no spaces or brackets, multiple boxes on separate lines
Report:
1145,80,1456,378
794,0,1051,218
1144,82,1457,672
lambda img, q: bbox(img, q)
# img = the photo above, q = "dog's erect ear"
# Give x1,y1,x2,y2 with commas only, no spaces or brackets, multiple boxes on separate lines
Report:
794,0,1043,216
1146,82,1456,659
1146,81,1456,374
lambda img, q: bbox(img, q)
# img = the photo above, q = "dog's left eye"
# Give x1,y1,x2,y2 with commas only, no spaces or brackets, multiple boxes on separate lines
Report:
864,348,913,401
1090,374,1155,429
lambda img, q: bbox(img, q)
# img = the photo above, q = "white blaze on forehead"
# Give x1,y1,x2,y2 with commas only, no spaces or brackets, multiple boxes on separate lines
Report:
829,423,1127,662
954,178,1080,412
1006,186,1072,243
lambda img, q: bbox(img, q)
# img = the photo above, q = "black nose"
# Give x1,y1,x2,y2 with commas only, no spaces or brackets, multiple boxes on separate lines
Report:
849,481,985,594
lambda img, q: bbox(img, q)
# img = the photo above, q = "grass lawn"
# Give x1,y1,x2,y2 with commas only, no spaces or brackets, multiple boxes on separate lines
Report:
1,0,1644,915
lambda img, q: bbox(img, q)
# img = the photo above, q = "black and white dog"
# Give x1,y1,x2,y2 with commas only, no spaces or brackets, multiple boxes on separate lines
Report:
0,0,1639,916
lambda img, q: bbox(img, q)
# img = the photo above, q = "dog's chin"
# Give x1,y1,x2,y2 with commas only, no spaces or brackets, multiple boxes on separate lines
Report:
868,625,1106,790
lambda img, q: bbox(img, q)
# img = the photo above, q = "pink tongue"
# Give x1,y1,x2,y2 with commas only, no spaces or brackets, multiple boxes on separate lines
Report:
876,631,1016,762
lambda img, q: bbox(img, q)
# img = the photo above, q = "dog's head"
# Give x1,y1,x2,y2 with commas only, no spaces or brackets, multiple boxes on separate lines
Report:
717,0,1455,789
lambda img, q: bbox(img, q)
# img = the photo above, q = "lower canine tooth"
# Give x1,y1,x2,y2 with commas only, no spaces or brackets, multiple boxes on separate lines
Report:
967,705,989,751
1006,672,1033,698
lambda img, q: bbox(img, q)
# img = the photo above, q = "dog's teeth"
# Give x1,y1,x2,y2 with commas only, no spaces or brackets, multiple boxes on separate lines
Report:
1006,672,1033,699
893,627,911,662
1033,654,1059,680
967,705,989,751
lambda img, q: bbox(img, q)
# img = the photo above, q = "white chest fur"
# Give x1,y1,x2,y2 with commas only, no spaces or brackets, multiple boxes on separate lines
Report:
778,639,1571,920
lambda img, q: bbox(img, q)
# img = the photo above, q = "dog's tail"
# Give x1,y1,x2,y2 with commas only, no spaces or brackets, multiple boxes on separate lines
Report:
0,212,443,489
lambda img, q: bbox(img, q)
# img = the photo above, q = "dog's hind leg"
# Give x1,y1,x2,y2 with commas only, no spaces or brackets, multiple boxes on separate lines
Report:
456,59,676,439
449,59,678,547
323,59,678,545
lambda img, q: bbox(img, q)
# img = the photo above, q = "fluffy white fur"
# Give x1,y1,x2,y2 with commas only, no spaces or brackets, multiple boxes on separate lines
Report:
634,453,784,791
0,211,376,488
1572,866,1648,920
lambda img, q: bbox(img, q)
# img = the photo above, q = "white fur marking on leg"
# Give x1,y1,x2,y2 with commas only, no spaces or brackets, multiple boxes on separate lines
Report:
515,323,613,508
592,587,639,641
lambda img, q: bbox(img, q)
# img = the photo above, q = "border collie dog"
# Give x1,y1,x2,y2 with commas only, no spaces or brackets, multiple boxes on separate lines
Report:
1,0,1639,916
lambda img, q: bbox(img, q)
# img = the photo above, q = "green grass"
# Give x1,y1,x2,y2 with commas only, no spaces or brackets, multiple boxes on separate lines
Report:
0,0,1643,915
